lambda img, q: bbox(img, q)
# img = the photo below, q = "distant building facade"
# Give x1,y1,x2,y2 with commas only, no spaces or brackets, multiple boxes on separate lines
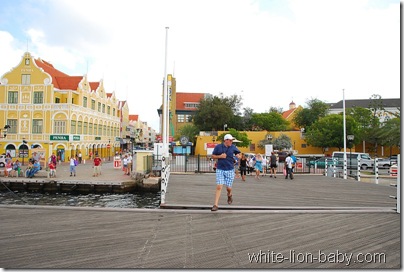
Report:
0,52,154,162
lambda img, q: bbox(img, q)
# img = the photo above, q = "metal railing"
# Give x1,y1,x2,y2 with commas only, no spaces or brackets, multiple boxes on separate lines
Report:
143,155,318,175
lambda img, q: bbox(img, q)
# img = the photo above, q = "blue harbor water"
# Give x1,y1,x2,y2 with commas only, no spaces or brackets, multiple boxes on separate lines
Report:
0,191,161,209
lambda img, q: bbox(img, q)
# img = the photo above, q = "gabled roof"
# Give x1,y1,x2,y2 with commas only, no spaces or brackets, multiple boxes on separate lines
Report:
176,92,205,110
55,76,82,90
89,82,100,91
35,58,101,92
35,58,69,89
282,108,297,119
329,98,401,109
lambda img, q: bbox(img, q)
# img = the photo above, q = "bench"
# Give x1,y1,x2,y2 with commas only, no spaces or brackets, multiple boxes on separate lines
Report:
23,168,51,178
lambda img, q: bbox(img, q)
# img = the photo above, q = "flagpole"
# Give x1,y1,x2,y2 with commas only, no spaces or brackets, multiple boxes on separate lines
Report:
160,26,170,205
163,26,169,157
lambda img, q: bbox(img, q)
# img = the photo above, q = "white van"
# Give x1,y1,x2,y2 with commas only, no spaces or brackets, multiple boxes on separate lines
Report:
332,152,374,170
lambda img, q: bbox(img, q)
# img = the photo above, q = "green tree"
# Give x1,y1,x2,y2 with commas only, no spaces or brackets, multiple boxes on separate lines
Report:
292,98,329,131
193,94,242,131
305,114,358,151
364,94,385,156
346,107,373,142
250,112,289,131
216,128,250,148
378,117,401,153
272,133,292,151
177,124,200,143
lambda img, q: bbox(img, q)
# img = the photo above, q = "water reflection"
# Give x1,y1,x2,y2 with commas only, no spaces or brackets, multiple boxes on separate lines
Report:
0,191,161,209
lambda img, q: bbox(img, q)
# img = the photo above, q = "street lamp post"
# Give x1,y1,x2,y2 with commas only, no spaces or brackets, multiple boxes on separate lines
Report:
22,139,27,166
108,139,111,161
347,135,354,175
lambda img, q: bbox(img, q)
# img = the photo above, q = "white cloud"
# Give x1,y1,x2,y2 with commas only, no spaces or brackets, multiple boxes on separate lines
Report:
0,0,400,132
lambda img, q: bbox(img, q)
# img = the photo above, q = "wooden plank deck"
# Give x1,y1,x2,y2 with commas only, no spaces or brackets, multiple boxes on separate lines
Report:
0,173,400,269
163,173,398,210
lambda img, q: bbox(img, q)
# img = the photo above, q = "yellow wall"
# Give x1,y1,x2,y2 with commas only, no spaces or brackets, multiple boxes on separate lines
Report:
194,131,342,156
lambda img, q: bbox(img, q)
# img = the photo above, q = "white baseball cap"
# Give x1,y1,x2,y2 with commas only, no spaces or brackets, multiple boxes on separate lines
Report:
224,134,234,140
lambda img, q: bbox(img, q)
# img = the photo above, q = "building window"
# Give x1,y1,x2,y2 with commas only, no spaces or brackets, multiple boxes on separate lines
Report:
184,103,200,108
113,108,116,116
25,58,30,65
32,119,43,134
55,97,60,103
177,114,185,123
33,92,43,104
98,102,101,112
98,124,102,135
107,106,110,115
54,120,66,134
83,97,87,108
6,119,17,134
94,124,97,135
22,74,31,85
83,122,88,134
8,91,18,104
102,104,105,113
77,121,83,134
249,144,256,152
103,125,106,136
71,120,76,134
91,100,95,110
186,115,193,122
89,123,93,135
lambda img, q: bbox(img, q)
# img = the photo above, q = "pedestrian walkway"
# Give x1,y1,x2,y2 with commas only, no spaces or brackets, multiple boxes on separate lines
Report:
4,159,134,183
0,172,400,269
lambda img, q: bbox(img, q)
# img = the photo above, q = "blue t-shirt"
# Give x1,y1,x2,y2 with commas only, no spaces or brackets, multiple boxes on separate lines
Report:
212,143,241,171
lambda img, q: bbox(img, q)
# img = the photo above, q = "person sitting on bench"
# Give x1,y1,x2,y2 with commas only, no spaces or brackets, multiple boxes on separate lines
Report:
10,159,22,177
28,160,41,178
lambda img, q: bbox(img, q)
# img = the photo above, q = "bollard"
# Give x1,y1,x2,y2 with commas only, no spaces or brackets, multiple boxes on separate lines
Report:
375,158,378,184
357,155,361,182
83,159,86,164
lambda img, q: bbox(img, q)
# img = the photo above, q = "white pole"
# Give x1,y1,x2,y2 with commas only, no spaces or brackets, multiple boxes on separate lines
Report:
160,26,170,205
162,26,169,158
357,155,361,182
375,158,379,184
343,89,347,179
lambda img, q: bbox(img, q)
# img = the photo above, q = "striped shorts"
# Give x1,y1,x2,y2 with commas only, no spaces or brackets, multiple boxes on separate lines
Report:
216,169,235,187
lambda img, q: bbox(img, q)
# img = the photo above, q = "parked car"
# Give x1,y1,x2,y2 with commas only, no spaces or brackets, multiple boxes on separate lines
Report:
375,157,393,169
306,157,334,169
387,155,398,165
332,151,373,170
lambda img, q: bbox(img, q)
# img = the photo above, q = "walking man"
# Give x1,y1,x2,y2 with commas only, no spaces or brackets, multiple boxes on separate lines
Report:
210,134,241,211
285,153,294,180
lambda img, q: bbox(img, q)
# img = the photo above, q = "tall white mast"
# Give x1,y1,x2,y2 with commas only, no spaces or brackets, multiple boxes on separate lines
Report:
162,27,169,157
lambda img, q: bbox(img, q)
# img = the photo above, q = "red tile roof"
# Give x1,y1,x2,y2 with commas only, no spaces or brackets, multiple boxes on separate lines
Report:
129,114,138,121
35,58,69,89
282,108,296,119
176,92,205,110
89,82,100,91
35,58,100,91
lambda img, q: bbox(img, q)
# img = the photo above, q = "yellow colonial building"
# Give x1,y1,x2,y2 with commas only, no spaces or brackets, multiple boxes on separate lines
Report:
0,52,123,164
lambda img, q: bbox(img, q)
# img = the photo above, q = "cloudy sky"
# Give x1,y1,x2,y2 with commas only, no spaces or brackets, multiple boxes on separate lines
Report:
0,0,400,132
